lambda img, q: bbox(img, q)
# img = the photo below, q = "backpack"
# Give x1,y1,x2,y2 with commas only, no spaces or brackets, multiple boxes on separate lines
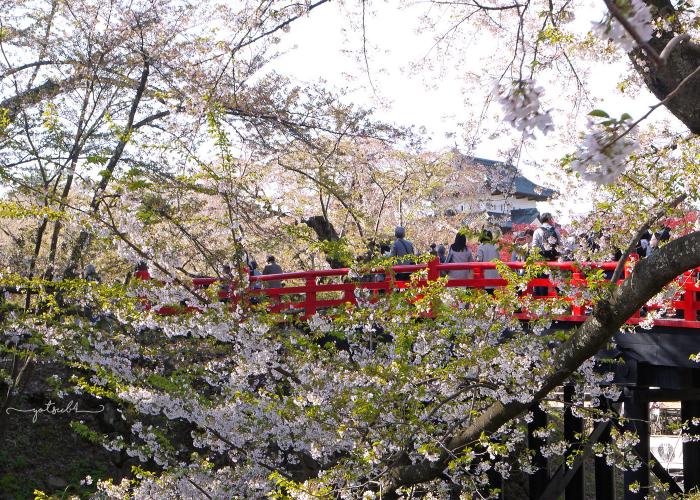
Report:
538,225,560,260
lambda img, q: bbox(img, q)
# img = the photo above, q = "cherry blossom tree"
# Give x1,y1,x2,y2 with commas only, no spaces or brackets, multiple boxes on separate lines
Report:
2,0,700,498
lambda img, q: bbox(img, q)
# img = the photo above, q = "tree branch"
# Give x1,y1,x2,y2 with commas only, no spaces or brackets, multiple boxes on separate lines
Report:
609,192,686,283
65,58,152,273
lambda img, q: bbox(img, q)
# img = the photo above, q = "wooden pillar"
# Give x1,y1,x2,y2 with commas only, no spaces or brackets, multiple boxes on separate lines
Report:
623,397,649,500
564,385,584,500
304,275,317,319
594,400,615,500
682,400,700,491
427,257,440,281
528,404,549,500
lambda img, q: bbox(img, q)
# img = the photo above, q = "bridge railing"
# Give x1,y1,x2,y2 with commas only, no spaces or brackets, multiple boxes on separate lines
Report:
153,259,700,328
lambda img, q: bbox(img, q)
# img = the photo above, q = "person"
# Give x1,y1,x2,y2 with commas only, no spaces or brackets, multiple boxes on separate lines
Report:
372,243,392,285
636,230,651,258
647,226,671,259
221,264,233,279
247,260,264,304
429,243,438,257
262,255,283,288
249,260,263,290
531,213,561,261
476,230,500,292
647,233,659,258
380,242,391,257
657,225,671,243
389,226,415,281
445,232,473,279
219,264,234,301
83,263,101,283
437,244,447,263
510,230,532,262
531,214,560,296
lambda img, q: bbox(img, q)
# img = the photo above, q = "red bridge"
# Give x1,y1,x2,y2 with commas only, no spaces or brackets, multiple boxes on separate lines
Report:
145,259,700,329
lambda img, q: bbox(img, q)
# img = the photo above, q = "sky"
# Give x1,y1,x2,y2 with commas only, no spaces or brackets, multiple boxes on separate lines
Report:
270,1,682,219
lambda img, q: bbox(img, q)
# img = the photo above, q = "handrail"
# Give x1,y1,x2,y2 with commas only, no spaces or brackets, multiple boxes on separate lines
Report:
145,259,700,329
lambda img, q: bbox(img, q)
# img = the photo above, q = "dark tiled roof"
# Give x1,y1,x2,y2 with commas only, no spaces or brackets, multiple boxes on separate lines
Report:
460,210,513,230
511,175,556,201
457,155,556,201
511,207,540,224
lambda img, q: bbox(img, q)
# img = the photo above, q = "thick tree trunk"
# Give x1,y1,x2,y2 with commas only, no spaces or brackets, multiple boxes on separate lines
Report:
635,1,700,133
302,215,345,269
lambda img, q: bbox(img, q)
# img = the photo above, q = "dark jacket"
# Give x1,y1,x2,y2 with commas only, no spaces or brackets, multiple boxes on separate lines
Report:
262,263,283,288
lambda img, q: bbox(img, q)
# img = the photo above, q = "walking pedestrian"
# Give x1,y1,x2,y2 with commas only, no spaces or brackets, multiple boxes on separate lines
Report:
262,256,283,288
389,226,415,281
477,230,500,292
531,213,561,261
445,232,473,280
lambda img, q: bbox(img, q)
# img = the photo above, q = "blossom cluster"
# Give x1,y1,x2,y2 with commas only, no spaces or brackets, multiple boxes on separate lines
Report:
496,79,554,139
592,0,654,52
568,120,638,185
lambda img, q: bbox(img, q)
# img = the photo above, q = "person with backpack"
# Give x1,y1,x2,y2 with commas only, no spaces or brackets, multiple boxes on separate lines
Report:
531,213,561,261
389,226,415,281
531,213,561,296
437,244,447,263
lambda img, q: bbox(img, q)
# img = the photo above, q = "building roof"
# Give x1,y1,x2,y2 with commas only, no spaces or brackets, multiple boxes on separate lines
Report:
460,210,513,230
456,155,556,201
511,207,540,225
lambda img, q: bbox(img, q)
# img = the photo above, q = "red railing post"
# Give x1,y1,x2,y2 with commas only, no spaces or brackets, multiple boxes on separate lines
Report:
681,270,696,322
305,275,317,319
693,269,700,323
571,267,583,317
428,257,439,282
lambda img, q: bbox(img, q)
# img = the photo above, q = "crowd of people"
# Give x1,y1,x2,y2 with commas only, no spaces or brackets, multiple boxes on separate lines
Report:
82,212,673,293
385,213,563,282
384,212,672,283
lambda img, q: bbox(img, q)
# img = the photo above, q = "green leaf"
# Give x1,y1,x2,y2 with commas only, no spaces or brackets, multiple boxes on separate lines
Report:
620,112,632,121
87,154,108,165
589,109,610,118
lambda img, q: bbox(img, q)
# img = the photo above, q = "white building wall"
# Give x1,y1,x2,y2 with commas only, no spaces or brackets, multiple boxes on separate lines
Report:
457,194,539,214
